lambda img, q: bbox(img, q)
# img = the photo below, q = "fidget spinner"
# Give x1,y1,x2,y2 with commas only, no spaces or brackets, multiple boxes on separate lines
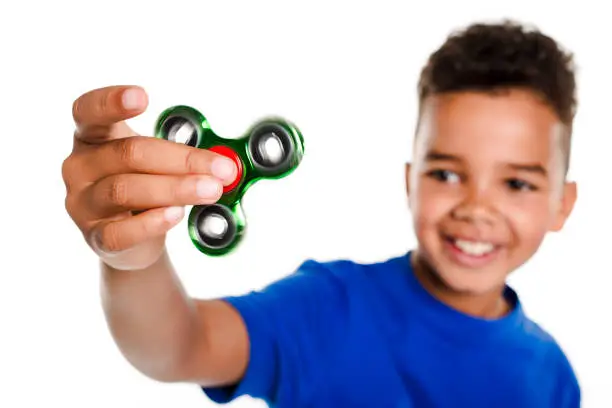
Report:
154,105,305,256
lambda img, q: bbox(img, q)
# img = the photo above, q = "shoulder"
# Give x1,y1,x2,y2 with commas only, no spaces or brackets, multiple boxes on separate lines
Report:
274,257,363,293
517,318,581,405
307,253,408,278
546,337,581,407
222,256,371,317
221,255,399,317
289,254,407,297
293,254,399,284
234,254,406,317
518,318,575,371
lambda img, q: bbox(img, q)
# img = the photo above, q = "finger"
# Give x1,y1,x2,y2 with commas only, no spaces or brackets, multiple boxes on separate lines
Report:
84,173,223,217
74,136,238,183
92,206,184,254
73,85,148,141
73,85,147,127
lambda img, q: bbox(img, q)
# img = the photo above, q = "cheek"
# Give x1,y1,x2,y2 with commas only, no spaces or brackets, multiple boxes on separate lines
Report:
411,183,456,231
503,196,552,246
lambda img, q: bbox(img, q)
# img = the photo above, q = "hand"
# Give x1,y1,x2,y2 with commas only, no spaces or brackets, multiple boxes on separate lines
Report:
62,85,237,270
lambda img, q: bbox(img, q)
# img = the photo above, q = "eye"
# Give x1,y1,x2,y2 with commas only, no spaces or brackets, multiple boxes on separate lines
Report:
506,178,537,191
427,169,461,184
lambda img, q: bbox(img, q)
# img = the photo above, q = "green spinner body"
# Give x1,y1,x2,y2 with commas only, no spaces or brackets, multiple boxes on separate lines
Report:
154,105,304,256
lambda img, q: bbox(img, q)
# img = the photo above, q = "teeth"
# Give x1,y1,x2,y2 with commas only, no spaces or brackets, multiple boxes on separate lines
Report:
454,239,494,256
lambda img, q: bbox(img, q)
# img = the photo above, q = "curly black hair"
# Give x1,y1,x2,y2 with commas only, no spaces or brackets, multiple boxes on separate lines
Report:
417,20,578,172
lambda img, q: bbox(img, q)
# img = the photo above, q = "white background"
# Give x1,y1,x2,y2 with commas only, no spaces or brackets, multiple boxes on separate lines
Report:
1,0,610,406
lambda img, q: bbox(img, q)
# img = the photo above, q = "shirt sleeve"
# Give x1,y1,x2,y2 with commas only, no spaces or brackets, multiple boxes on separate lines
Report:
201,259,351,405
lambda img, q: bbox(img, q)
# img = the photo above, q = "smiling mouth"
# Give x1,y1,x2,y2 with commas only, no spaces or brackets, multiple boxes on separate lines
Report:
443,235,500,257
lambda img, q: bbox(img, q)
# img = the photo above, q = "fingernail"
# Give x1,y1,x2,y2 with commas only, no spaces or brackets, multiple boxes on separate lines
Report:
122,88,145,110
211,157,236,181
196,178,221,198
164,206,184,222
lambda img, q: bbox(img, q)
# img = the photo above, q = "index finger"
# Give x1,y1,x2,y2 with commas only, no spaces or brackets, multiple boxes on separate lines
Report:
74,136,239,183
72,85,148,129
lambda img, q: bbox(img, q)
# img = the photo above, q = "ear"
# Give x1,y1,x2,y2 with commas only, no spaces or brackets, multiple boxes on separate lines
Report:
405,162,413,210
405,162,412,194
550,181,577,232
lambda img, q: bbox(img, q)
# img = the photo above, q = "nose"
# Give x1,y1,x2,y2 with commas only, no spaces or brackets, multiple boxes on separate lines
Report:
451,185,497,225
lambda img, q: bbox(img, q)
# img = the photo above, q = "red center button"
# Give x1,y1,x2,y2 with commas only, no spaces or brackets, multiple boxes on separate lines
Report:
209,145,243,193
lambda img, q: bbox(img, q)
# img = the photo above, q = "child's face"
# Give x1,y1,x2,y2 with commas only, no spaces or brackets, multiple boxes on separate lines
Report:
406,89,577,295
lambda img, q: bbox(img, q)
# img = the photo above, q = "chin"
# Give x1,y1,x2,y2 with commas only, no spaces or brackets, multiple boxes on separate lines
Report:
433,266,505,295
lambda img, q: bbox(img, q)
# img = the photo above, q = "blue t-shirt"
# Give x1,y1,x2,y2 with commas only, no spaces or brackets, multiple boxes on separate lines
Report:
202,252,580,407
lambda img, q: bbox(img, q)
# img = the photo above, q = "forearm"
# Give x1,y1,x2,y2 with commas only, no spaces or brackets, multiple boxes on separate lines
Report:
100,247,199,382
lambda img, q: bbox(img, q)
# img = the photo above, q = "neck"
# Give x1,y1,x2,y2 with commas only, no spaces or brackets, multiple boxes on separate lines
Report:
411,251,510,319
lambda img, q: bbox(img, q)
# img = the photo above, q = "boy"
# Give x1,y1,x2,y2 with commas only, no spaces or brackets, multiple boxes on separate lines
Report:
62,20,580,407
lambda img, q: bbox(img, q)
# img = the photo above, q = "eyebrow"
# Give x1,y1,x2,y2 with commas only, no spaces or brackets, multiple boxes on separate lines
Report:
425,150,548,176
425,151,462,162
507,163,548,176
